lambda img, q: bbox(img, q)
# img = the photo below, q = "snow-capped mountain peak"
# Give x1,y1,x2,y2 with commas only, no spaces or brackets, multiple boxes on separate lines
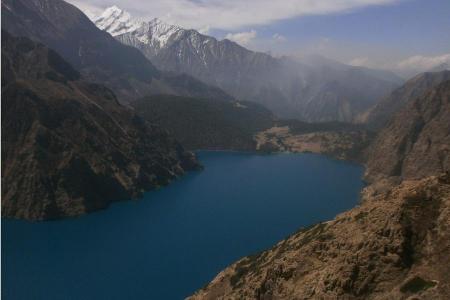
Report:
93,6,143,36
92,7,185,50
135,17,183,48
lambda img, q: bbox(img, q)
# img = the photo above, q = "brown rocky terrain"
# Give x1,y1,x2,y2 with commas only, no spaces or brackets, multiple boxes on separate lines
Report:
1,32,198,220
190,174,450,300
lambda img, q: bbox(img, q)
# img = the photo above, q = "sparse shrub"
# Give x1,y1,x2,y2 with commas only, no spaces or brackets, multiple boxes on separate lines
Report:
400,276,436,293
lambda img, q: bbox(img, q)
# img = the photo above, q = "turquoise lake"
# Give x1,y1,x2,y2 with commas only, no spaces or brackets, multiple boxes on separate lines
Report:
2,152,364,300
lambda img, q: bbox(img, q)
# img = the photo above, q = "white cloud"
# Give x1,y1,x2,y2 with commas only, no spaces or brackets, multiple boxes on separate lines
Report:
198,26,210,35
67,0,403,31
349,53,450,71
347,53,450,77
272,33,287,42
225,30,257,46
348,57,371,67
67,0,103,19
396,53,450,71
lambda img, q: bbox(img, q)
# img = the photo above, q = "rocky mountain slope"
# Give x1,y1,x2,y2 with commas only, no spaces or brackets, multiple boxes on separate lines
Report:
132,95,274,151
1,31,198,220
365,80,450,182
189,81,450,299
1,0,232,104
91,6,401,122
359,71,450,130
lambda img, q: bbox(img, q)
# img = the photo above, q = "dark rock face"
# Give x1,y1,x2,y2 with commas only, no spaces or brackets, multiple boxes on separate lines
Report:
1,0,232,103
132,95,274,151
360,71,450,130
1,32,198,220
365,80,450,182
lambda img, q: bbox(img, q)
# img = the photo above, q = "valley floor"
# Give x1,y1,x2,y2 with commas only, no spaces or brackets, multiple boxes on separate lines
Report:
255,125,371,162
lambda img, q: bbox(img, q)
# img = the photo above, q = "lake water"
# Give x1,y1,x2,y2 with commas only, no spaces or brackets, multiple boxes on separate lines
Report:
2,152,364,300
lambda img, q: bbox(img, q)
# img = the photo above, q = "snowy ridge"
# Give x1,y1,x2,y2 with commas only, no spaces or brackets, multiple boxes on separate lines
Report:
134,18,183,49
93,6,184,50
93,6,143,36
92,6,227,57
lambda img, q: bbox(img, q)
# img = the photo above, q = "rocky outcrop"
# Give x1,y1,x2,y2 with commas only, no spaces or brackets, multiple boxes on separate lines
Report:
359,71,450,130
1,32,198,220
190,174,450,300
1,0,232,104
365,80,450,182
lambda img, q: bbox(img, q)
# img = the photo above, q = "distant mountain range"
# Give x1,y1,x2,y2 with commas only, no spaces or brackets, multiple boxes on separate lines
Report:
91,6,403,122
1,0,232,104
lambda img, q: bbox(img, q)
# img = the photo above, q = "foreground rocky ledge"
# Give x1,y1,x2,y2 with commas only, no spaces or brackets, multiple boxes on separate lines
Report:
189,174,450,299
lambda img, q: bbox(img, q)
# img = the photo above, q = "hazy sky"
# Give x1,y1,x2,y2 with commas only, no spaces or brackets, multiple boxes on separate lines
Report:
68,0,450,76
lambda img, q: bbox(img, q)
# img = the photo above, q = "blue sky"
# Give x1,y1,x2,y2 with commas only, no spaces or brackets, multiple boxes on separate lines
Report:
70,0,450,75
217,0,450,68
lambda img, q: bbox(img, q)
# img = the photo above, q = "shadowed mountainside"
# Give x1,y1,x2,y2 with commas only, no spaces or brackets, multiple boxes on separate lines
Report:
132,95,274,151
359,71,450,130
1,32,198,220
365,80,450,182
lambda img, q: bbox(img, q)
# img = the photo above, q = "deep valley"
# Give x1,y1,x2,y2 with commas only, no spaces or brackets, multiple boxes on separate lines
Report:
1,0,449,299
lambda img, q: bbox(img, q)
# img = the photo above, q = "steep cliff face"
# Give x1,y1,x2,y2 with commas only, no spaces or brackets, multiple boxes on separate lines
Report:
190,174,450,300
1,32,198,220
359,71,450,130
365,80,450,182
1,0,232,104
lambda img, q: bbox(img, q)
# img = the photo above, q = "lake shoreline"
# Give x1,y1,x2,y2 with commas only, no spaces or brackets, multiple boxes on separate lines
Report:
2,152,364,300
